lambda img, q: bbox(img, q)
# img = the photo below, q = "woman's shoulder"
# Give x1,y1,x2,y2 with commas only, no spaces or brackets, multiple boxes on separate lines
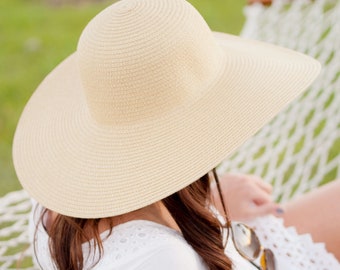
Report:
29,200,207,269
95,219,207,270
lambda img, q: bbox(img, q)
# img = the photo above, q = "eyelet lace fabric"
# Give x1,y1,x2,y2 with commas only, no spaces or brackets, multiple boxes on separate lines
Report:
85,220,196,269
247,215,340,270
30,200,340,270
30,202,207,270
210,205,340,270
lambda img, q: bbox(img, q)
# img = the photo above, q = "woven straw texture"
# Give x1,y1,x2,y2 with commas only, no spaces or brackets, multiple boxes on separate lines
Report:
12,0,319,218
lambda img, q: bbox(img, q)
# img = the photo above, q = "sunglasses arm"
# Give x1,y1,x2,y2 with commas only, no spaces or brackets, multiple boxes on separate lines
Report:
249,260,261,270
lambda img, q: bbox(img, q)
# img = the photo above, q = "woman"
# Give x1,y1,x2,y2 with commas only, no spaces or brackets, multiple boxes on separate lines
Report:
12,0,335,269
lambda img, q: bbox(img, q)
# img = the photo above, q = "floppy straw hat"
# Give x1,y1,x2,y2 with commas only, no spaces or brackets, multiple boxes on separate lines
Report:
13,0,321,218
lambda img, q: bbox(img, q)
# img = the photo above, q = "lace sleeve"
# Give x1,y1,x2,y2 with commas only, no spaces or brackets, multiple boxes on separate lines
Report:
247,215,340,270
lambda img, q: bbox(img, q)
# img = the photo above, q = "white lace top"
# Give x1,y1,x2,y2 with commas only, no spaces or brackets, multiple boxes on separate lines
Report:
29,201,259,270
29,201,339,270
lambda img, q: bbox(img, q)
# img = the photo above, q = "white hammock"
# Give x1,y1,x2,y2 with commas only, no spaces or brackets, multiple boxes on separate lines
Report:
0,190,33,269
1,0,339,268
219,0,340,202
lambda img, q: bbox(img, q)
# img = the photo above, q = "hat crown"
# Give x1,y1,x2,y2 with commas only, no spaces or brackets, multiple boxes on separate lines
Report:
77,0,224,125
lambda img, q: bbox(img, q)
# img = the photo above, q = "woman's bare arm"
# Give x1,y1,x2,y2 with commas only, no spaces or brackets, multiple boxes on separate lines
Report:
283,180,340,261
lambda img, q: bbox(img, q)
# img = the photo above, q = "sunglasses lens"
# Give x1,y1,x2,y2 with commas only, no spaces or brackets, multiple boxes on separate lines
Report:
231,223,261,260
260,249,276,270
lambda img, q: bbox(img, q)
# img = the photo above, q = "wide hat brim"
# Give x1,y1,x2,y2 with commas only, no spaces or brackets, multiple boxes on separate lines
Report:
13,32,321,218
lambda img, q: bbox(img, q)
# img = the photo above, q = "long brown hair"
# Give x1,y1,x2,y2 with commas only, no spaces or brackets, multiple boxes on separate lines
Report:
163,168,232,269
35,168,232,269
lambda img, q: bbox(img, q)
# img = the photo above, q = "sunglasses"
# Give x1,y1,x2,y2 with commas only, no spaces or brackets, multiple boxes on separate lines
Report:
211,169,276,270
228,222,275,270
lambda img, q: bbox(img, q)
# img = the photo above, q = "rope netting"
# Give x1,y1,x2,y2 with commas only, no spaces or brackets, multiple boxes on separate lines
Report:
1,0,339,268
0,190,34,269
219,0,340,203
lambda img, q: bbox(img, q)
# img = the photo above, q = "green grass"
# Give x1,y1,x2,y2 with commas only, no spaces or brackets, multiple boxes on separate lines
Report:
0,0,246,196
0,0,111,196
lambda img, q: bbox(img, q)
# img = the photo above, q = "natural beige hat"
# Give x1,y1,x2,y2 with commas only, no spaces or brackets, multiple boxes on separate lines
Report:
13,0,320,218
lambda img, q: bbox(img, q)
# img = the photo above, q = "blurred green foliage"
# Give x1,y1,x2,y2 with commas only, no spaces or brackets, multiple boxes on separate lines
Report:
0,0,246,196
